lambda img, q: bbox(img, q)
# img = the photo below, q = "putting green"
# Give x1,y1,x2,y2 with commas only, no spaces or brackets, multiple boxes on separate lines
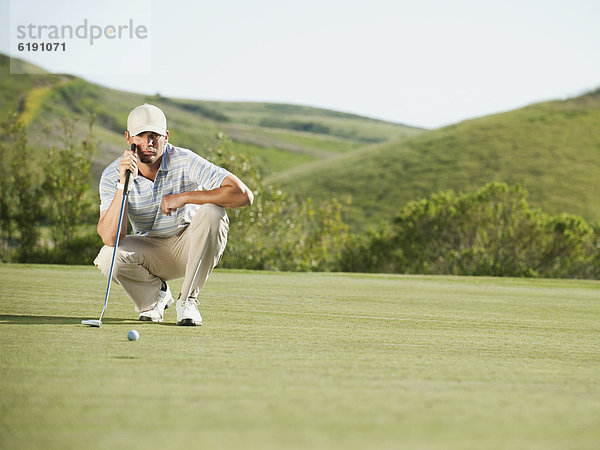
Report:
1,264,599,449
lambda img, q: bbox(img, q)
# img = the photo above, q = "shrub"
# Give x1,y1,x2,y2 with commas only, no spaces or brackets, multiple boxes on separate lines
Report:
342,183,598,279
0,114,44,261
204,134,349,271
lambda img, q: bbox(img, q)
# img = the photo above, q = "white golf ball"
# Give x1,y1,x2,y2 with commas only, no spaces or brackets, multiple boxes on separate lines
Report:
127,330,139,341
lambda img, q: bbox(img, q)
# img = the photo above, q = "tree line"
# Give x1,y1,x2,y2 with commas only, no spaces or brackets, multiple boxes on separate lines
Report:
1,116,599,279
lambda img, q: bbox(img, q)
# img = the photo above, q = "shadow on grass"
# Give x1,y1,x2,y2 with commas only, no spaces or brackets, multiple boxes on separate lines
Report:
0,314,138,325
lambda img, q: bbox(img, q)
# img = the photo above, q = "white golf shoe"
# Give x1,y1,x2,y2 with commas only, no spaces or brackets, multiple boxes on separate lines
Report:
176,297,202,326
139,283,174,322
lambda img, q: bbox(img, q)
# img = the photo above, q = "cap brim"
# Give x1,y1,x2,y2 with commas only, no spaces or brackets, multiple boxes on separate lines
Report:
129,125,167,137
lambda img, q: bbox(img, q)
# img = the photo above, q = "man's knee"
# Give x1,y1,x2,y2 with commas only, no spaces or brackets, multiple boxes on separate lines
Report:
94,245,114,277
93,237,139,276
191,204,229,233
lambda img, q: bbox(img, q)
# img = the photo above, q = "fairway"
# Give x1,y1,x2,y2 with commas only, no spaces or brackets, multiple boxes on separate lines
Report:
1,265,599,449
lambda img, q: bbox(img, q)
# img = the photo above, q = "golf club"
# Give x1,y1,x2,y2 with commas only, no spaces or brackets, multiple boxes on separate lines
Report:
82,144,136,327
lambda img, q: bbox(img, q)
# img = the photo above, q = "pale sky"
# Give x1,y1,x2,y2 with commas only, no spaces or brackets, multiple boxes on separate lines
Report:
2,0,599,128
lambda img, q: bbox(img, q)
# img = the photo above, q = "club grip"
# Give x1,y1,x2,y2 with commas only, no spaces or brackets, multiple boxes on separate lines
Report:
123,144,135,194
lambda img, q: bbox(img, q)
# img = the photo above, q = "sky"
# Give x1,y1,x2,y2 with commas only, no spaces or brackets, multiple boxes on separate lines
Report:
2,0,599,129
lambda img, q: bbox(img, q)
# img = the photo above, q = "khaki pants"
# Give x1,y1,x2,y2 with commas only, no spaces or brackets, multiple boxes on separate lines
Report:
94,204,229,313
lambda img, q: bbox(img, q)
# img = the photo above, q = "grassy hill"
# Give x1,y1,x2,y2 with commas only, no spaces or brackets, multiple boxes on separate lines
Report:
0,54,420,181
0,55,72,123
3,54,598,230
273,90,600,228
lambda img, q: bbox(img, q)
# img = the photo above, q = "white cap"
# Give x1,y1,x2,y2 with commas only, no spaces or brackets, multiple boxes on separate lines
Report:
127,104,167,136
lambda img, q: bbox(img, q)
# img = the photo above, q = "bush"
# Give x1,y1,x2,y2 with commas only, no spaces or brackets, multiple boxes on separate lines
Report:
35,230,103,265
541,214,596,278
204,134,349,271
0,113,96,263
3,110,597,280
342,183,599,279
0,114,44,261
43,117,96,251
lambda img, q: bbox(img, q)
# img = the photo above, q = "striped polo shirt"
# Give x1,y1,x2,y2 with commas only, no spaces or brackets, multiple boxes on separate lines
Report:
99,143,229,238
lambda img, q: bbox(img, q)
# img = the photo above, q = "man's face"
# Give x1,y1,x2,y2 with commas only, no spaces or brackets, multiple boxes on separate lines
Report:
131,131,167,164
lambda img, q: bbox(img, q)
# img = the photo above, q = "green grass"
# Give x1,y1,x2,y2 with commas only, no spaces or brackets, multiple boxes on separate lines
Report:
5,53,599,231
1,54,417,187
1,264,599,449
183,100,422,143
275,91,600,228
230,141,316,176
250,127,362,154
0,54,71,121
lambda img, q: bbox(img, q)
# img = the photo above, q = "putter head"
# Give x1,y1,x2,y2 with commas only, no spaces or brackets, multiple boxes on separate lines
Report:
81,319,102,327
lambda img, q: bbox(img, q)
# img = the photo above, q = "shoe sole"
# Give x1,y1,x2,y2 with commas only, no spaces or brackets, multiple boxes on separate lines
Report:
139,316,163,322
177,319,202,326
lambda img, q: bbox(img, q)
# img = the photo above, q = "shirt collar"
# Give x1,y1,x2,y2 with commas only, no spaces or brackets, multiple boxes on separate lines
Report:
160,143,172,172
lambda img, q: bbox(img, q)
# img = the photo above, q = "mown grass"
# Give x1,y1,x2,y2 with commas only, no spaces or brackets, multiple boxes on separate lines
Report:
1,264,598,449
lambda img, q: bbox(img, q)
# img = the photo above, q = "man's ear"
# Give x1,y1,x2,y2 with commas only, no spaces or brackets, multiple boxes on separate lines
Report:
124,130,132,144
165,130,170,142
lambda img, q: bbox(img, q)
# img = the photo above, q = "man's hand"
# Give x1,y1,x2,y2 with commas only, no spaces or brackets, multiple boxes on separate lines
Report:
161,193,186,216
119,146,138,182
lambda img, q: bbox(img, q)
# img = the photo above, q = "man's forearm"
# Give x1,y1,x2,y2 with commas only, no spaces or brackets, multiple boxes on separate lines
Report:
166,187,248,211
183,185,252,208
161,180,253,215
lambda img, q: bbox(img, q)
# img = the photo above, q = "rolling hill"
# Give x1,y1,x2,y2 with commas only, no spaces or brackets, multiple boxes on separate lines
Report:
0,54,421,182
2,54,599,230
273,90,600,228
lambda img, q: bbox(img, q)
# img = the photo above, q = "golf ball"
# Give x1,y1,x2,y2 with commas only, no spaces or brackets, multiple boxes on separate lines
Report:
127,330,139,341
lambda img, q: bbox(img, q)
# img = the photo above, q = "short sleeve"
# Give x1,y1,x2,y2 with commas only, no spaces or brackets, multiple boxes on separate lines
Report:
187,152,230,190
99,160,120,213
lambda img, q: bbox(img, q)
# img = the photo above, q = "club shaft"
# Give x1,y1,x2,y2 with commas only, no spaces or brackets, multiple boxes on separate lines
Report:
98,146,135,321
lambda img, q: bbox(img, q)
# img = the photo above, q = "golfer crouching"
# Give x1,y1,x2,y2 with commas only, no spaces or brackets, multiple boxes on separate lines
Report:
94,104,253,326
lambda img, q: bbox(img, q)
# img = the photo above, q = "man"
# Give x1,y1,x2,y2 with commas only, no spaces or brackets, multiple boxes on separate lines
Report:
94,103,253,326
